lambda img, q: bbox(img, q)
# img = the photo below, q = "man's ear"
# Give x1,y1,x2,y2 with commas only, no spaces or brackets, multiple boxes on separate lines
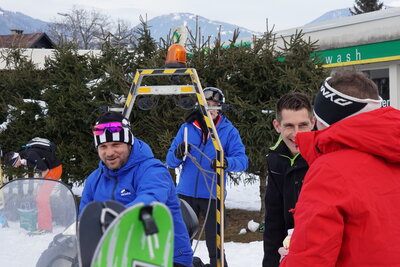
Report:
311,116,316,129
272,119,281,133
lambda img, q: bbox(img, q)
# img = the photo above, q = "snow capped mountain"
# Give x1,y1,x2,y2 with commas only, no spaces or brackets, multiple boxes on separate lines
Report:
306,6,393,26
137,12,261,43
306,8,352,25
0,7,49,35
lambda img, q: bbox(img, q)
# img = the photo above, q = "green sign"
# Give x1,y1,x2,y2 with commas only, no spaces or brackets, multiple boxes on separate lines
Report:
314,39,400,67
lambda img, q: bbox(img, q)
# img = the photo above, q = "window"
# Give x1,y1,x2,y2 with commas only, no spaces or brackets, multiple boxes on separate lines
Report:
362,69,390,107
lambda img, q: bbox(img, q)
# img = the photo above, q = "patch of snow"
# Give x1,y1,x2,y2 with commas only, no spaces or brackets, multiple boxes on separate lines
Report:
86,78,103,89
0,222,68,266
72,181,84,196
193,240,263,266
225,180,261,211
0,105,15,131
22,99,48,115
109,93,126,105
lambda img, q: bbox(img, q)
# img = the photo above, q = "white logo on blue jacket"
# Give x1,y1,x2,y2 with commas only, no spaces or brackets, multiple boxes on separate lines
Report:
120,189,131,196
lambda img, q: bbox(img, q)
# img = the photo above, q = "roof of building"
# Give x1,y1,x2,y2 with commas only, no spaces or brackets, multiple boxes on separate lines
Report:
0,33,54,49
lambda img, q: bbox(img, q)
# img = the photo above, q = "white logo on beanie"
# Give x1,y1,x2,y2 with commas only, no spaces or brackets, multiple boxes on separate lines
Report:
320,86,353,106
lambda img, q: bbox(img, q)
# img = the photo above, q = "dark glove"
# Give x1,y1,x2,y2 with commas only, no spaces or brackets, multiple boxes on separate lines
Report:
210,157,228,170
174,142,190,160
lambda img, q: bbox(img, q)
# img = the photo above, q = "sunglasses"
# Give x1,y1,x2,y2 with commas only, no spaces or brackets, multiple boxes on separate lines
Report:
92,122,124,136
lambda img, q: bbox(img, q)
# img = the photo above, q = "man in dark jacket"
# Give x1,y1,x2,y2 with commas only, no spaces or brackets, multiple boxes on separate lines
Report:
79,111,193,267
166,87,248,267
263,93,315,267
5,139,62,234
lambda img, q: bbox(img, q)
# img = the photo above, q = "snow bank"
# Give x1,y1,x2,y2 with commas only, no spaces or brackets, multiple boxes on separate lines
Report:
193,240,263,266
225,181,261,211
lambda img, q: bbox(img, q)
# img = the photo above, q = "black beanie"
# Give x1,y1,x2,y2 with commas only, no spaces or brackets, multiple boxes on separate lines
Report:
93,111,134,148
314,77,382,127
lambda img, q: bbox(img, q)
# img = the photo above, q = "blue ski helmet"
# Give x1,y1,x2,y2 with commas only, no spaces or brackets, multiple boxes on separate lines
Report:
203,87,225,105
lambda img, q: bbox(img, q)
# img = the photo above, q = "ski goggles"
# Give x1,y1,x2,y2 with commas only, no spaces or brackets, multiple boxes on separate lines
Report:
92,122,125,136
203,87,225,103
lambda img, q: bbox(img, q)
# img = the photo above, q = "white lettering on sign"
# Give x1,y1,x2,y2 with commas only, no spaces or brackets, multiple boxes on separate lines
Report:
381,99,390,107
324,49,362,64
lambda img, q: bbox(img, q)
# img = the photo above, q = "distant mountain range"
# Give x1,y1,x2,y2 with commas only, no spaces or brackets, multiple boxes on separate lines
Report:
306,8,352,25
140,12,260,43
0,8,260,43
0,8,48,35
306,6,393,25
2,6,381,43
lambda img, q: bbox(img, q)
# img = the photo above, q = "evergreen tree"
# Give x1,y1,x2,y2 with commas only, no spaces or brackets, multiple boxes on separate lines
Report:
0,48,50,178
132,16,159,68
41,47,103,184
350,0,384,15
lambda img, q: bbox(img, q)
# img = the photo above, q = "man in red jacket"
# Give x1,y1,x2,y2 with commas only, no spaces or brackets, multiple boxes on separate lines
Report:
280,70,400,266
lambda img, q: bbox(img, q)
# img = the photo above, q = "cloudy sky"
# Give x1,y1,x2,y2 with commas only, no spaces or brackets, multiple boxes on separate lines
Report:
2,0,400,32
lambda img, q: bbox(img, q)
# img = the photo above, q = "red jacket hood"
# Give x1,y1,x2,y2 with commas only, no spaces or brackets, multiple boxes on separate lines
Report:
296,107,400,165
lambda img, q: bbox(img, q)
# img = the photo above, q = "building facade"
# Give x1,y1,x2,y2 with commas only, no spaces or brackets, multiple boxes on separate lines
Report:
274,7,400,108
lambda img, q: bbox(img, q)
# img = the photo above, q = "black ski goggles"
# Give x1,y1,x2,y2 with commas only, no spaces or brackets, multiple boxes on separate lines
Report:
204,87,225,104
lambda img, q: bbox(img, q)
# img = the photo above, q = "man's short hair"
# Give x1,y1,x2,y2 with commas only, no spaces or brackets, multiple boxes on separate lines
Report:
276,92,313,122
4,151,19,166
328,70,379,100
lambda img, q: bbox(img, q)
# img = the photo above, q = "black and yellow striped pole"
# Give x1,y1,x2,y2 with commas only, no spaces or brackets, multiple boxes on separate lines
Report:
122,67,226,267
190,68,226,267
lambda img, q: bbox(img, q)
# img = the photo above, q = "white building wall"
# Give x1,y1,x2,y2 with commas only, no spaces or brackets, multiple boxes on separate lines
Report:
389,64,400,108
0,48,101,69
274,7,400,50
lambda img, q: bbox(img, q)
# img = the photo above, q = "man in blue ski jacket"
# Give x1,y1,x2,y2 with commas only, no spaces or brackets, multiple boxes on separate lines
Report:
79,111,193,267
166,87,248,267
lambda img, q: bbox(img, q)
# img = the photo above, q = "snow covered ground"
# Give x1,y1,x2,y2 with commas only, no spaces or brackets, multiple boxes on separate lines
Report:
2,179,264,266
225,181,261,211
193,240,263,266
0,222,68,267
193,181,264,266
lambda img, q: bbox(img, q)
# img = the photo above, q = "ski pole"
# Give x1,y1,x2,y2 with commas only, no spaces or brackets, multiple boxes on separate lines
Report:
183,126,188,161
